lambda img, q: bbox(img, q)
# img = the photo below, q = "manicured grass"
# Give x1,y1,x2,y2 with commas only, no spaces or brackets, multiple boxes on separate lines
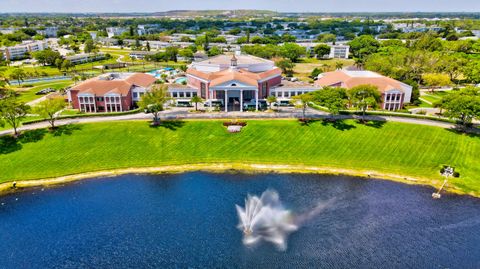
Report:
0,120,479,195
13,80,73,103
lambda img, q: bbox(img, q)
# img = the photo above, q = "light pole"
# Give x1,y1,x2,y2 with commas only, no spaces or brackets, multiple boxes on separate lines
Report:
432,166,454,199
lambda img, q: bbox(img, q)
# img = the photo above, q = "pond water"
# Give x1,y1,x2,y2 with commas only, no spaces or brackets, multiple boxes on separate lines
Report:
0,172,479,268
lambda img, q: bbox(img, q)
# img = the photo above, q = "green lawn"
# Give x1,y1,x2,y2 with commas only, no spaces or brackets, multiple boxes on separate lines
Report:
14,80,73,103
0,120,479,195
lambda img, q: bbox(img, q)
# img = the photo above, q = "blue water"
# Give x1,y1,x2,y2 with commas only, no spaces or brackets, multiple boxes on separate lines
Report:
175,77,187,84
0,172,479,268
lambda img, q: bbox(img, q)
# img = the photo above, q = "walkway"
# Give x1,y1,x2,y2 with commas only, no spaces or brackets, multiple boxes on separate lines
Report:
1,107,471,136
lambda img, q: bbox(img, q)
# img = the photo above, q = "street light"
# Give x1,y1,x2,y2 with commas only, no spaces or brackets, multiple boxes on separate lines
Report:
432,166,455,199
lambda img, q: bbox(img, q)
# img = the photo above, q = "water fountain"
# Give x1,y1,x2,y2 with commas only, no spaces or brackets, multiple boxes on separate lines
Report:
236,189,298,250
236,189,336,250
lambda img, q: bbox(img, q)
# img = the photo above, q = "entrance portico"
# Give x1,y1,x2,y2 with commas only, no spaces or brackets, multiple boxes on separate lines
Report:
209,85,258,112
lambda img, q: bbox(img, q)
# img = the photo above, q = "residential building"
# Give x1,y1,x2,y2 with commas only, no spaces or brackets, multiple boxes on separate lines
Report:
106,27,127,38
65,52,106,64
315,70,412,111
329,45,350,59
67,73,157,113
129,51,156,60
2,40,49,60
169,53,282,112
38,27,58,37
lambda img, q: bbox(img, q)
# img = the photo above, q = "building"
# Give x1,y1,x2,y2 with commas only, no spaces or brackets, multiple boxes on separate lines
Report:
169,53,282,112
329,45,350,59
2,40,49,60
67,73,157,113
129,51,156,60
106,27,127,38
65,52,106,65
38,27,58,37
315,70,412,111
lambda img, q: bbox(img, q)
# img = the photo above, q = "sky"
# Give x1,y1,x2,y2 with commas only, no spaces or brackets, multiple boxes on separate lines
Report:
1,0,479,13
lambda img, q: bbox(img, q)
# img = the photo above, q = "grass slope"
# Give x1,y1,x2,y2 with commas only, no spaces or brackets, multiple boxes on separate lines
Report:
0,120,479,194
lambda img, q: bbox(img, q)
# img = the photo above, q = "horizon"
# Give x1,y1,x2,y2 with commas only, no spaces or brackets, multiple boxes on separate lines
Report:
1,0,480,13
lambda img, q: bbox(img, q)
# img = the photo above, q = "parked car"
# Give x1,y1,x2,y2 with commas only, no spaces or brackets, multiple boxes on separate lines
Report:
35,88,56,95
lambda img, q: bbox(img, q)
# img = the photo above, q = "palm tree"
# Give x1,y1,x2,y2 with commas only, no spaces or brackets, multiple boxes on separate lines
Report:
267,95,277,110
190,95,203,111
335,61,344,70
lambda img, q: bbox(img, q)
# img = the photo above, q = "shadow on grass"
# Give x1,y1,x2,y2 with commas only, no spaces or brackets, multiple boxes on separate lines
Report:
52,124,83,136
0,135,22,154
356,119,386,129
446,126,480,138
0,129,50,154
149,120,186,131
321,119,356,131
18,129,47,143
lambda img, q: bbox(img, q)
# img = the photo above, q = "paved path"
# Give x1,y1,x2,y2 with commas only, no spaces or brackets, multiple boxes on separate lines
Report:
1,107,472,136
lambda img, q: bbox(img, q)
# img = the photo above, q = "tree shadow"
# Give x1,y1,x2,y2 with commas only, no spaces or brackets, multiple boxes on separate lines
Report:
358,119,386,129
321,119,356,131
149,120,186,131
18,129,47,143
0,135,22,154
52,124,83,136
299,119,319,126
445,126,480,138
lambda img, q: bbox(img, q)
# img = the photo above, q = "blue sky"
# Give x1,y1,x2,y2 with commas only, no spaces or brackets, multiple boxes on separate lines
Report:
1,0,479,13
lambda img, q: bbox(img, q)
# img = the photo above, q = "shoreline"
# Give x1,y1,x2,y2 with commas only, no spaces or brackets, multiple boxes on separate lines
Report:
0,163,477,198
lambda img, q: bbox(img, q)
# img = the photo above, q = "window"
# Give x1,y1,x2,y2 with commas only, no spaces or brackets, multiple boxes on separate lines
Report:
133,92,138,98
96,97,104,102
192,92,197,97
173,92,178,98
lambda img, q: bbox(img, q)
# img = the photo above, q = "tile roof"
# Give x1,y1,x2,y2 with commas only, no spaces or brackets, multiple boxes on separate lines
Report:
70,73,156,96
315,70,407,93
187,67,281,86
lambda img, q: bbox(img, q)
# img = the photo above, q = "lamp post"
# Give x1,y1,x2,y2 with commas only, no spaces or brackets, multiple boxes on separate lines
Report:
432,166,454,199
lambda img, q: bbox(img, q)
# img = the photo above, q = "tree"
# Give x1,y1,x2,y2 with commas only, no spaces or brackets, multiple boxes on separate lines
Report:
313,44,330,59
0,94,30,136
266,95,277,110
291,93,314,120
422,73,451,93
275,58,295,76
442,88,480,130
317,33,336,43
464,61,480,84
84,39,96,53
310,67,322,79
348,35,380,63
190,95,203,111
33,97,67,129
207,46,222,57
312,87,348,116
348,85,381,121
335,61,344,70
9,68,27,86
146,41,151,51
280,43,306,62
61,60,72,72
139,85,170,125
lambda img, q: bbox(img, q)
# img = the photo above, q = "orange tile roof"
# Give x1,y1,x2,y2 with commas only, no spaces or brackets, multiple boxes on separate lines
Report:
70,73,156,96
315,70,405,93
187,67,281,86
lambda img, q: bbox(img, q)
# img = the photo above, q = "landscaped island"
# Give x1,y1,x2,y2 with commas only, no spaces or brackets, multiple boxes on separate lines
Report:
0,119,479,196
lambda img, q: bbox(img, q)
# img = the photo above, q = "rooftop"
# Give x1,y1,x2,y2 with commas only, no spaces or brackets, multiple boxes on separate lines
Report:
70,73,156,96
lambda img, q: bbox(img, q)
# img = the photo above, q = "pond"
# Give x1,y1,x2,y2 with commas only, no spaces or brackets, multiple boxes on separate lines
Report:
0,172,479,268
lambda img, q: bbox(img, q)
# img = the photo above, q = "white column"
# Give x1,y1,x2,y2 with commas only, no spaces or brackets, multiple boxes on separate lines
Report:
209,89,213,108
93,96,97,112
240,90,243,112
255,89,259,111
119,96,123,112
224,90,228,112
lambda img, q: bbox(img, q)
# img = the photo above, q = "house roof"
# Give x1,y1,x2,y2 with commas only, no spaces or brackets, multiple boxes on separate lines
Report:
315,70,408,93
70,73,156,96
187,67,281,86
